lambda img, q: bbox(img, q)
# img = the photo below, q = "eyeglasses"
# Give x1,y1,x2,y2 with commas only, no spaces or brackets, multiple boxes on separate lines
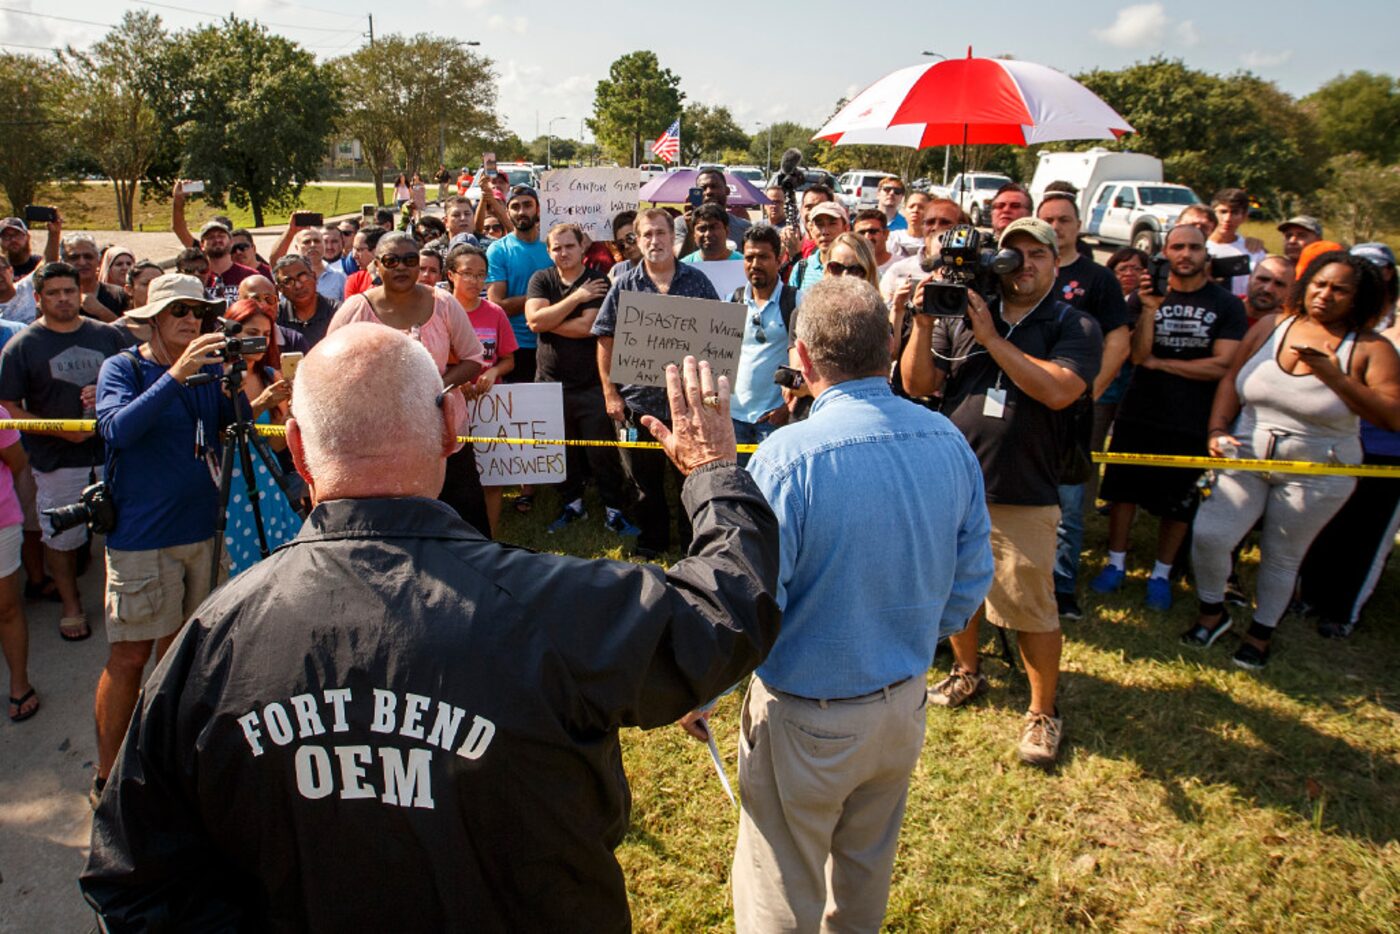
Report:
167,301,213,319
482,224,504,234
616,233,638,245
276,271,313,288
377,252,420,270
750,312,766,344
825,261,860,277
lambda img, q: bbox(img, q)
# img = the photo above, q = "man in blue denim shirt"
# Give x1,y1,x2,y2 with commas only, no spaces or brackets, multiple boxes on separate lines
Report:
726,276,993,933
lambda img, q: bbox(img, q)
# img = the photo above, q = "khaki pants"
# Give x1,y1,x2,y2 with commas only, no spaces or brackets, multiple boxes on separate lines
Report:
732,675,927,934
104,538,224,643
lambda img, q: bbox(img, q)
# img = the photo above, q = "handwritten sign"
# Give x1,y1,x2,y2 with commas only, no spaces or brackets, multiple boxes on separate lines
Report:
609,291,746,388
690,260,747,300
539,168,641,240
466,383,566,486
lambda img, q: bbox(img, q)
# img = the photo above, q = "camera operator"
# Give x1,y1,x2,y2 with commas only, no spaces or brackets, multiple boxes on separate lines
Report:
89,273,237,806
900,218,1102,767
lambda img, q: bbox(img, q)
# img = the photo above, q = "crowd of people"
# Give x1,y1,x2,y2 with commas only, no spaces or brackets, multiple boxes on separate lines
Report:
2,160,1398,931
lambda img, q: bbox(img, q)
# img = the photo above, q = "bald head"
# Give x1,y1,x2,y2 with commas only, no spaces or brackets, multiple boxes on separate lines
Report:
1165,223,1206,248
238,274,277,302
288,323,450,502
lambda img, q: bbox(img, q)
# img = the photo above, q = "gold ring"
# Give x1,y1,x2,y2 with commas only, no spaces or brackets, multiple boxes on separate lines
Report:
702,394,721,409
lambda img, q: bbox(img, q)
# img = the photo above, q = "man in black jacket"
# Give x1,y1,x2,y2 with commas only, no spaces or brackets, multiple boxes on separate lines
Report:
81,322,781,932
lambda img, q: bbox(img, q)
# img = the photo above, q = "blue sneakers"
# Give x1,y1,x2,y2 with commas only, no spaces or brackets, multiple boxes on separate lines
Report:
1090,565,1125,593
604,509,641,537
1145,576,1173,611
546,502,587,534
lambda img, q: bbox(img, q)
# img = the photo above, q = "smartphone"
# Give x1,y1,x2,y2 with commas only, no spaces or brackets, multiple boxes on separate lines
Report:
483,152,497,176
1148,254,1171,297
23,205,57,224
281,352,304,382
181,180,205,194
1210,254,1251,280
292,211,323,227
686,187,703,208
362,203,377,218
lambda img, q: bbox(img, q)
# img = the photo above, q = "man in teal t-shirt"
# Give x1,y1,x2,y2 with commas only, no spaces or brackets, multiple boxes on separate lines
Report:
485,185,553,381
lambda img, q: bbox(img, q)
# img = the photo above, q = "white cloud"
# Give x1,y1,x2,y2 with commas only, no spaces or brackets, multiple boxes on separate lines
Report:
486,14,528,35
1176,21,1200,47
1242,49,1294,69
1094,3,1168,48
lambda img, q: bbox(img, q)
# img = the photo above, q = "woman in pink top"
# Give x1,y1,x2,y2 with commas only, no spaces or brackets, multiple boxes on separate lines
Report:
0,405,37,721
445,243,517,534
328,232,491,535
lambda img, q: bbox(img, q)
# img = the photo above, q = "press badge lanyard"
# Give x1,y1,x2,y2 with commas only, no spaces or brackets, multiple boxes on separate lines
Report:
983,310,1026,420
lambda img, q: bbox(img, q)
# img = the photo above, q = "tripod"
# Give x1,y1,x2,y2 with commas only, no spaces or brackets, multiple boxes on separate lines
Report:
195,355,306,581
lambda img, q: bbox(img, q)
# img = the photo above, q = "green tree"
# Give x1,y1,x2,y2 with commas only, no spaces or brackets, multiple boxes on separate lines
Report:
382,35,496,177
1074,58,1314,204
1316,154,1400,243
679,103,747,165
746,122,818,173
1304,71,1400,167
0,53,67,213
155,17,337,226
588,51,683,166
59,12,169,230
333,42,405,206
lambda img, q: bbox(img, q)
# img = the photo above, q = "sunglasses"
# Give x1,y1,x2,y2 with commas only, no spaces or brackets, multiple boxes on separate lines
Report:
482,224,504,234
183,266,210,276
377,252,420,270
825,261,861,277
231,242,253,252
168,301,213,319
617,233,638,245
879,187,905,195
750,312,766,344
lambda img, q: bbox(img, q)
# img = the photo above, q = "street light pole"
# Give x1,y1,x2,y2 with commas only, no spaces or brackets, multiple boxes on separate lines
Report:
547,115,567,168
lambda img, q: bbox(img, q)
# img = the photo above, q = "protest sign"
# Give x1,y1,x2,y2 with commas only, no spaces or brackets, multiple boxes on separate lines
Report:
467,383,566,486
539,167,641,240
609,291,746,388
689,259,747,299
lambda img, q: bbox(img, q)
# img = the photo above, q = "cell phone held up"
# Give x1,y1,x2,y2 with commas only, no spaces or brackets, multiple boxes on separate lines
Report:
686,187,704,209
23,205,57,225
280,352,304,382
292,211,323,228
181,180,205,195
1148,254,1171,297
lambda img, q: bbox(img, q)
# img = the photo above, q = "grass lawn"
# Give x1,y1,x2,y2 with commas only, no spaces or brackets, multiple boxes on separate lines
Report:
494,477,1400,932
4,181,380,232
1241,220,1400,257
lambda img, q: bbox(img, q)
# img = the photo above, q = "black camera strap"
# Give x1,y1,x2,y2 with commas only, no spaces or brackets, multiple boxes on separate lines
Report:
100,349,147,491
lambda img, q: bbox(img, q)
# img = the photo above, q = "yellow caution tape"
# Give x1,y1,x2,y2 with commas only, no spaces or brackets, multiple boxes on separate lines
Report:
3,420,1396,477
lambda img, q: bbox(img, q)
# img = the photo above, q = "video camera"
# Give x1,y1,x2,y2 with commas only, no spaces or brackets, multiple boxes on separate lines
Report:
919,224,1023,317
205,317,268,361
43,478,116,536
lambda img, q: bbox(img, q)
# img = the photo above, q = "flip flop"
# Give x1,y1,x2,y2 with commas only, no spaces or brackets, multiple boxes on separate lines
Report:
8,687,39,722
24,576,61,603
513,493,534,515
59,615,91,641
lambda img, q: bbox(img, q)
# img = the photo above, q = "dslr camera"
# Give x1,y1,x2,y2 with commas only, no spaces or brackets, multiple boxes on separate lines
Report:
43,479,116,536
919,224,1023,317
1148,254,1172,297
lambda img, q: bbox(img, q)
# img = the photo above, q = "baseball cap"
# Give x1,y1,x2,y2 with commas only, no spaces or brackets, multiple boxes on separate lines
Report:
808,202,849,224
198,219,232,239
0,216,26,234
507,185,538,205
1351,242,1397,268
998,217,1057,250
126,273,224,320
1277,215,1323,238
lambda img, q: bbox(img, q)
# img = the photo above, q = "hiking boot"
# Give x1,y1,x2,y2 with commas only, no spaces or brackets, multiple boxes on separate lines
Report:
927,664,988,709
1056,592,1083,620
546,502,587,534
1018,710,1064,767
1145,576,1173,612
603,508,640,537
1090,565,1125,594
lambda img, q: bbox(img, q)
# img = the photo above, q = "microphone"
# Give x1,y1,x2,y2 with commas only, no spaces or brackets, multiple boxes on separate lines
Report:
778,147,802,177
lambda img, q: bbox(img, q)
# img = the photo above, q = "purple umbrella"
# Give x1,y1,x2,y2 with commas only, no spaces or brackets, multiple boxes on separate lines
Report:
638,169,771,207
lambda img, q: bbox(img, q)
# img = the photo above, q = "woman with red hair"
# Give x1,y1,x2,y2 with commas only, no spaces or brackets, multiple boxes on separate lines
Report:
222,298,302,575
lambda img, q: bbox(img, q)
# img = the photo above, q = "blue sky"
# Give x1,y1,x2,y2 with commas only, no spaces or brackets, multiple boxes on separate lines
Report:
5,0,1396,140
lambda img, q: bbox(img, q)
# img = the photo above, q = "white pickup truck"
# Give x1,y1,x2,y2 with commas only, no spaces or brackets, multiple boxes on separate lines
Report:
939,172,1013,227
1029,148,1201,253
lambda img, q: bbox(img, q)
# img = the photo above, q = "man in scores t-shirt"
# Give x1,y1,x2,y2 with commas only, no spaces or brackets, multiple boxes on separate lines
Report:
525,224,638,538
1094,224,1247,610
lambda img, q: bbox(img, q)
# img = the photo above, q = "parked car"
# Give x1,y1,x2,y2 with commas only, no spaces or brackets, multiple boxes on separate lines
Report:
728,165,765,186
1083,181,1201,253
638,163,669,181
464,162,538,205
944,172,1013,226
835,170,897,214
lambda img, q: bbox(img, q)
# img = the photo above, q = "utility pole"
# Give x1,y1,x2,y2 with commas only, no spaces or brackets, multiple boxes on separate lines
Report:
367,14,374,46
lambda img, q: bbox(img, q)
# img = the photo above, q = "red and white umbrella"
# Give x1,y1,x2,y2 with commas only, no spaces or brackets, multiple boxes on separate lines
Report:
814,50,1133,149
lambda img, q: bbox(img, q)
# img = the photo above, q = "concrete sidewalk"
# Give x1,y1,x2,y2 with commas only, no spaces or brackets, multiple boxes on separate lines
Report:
0,554,111,933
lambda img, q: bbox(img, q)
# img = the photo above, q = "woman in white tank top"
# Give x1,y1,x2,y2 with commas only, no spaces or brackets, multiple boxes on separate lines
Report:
1185,252,1400,671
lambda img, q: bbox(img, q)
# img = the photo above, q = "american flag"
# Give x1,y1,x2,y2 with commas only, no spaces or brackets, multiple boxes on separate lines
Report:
650,119,680,163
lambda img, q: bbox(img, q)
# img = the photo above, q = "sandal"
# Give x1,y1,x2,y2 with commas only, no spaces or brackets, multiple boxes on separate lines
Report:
24,576,61,603
513,493,534,515
59,615,91,642
1180,607,1231,648
8,686,39,722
